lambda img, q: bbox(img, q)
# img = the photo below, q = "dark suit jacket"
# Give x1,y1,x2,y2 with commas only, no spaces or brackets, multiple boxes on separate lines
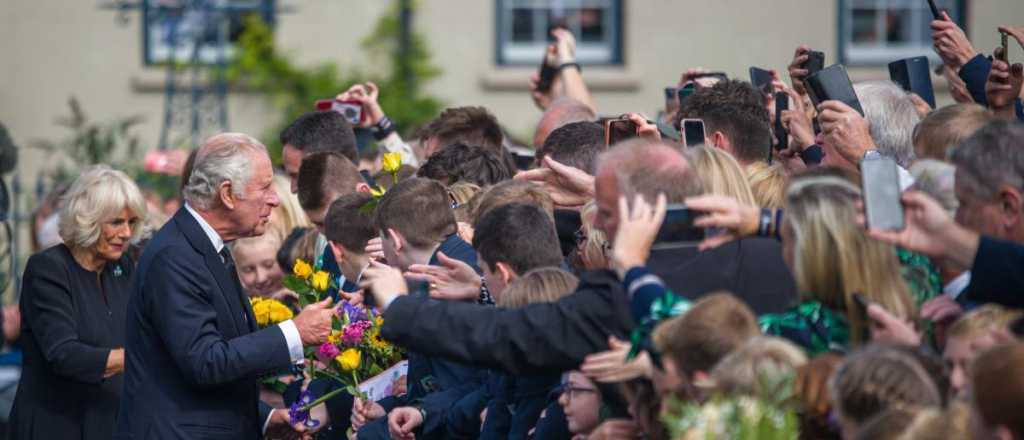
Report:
114,208,293,440
381,238,796,375
9,245,132,440
964,236,1024,308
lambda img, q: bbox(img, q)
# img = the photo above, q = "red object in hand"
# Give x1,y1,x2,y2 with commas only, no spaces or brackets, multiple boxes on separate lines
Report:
315,99,365,126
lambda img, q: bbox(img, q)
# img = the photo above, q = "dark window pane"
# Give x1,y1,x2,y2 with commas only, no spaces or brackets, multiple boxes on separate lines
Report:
883,8,913,43
851,8,879,44
511,8,535,42
579,7,604,42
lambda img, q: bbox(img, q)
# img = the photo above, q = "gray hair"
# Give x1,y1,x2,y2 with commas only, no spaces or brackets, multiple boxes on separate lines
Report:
596,138,704,204
58,165,148,250
183,133,267,210
854,80,921,167
909,159,958,216
949,120,1024,199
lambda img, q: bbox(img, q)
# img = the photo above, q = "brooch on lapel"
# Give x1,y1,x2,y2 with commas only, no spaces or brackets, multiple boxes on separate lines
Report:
113,265,123,277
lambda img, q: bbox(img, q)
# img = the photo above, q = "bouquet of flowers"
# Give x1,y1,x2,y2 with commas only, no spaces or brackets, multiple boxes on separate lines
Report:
661,372,800,440
281,259,403,430
250,296,299,393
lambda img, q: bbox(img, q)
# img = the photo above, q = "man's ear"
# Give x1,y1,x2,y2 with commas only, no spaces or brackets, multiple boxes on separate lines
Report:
219,181,236,210
386,228,405,253
999,185,1023,230
495,262,517,285
711,131,729,152
356,182,372,194
328,240,346,264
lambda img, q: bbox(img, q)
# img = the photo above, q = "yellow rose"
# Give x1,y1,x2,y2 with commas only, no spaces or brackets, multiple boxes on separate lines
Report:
293,259,313,279
251,300,270,327
311,271,331,292
336,348,361,372
267,300,294,323
382,152,402,174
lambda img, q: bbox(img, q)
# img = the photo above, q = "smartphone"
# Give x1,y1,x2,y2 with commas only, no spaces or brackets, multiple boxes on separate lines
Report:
1001,31,1010,62
316,99,363,126
861,157,905,231
677,83,696,107
926,0,942,20
774,92,789,151
665,86,679,114
749,67,773,93
804,50,826,77
681,119,706,147
805,64,864,116
536,62,558,93
888,57,936,109
605,119,638,146
654,204,705,245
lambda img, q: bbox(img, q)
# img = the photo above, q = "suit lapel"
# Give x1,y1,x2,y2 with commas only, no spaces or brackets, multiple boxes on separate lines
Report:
173,209,251,335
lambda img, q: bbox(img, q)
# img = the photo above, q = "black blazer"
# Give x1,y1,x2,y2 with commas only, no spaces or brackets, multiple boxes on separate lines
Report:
380,238,797,375
9,245,132,440
114,208,292,440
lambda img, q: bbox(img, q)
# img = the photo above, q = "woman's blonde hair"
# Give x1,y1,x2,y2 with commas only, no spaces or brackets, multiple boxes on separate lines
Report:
448,181,482,223
269,174,309,241
498,267,579,308
578,201,609,270
686,146,757,205
232,228,284,259
745,161,788,210
830,345,943,426
709,336,807,397
947,304,1024,340
784,176,915,345
58,165,148,250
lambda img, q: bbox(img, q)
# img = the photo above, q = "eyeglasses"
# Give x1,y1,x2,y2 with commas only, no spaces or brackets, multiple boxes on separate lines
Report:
447,190,460,209
559,384,597,403
574,229,587,245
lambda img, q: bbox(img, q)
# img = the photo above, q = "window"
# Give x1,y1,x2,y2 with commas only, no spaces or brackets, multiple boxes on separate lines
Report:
495,0,623,66
839,0,965,65
143,0,276,65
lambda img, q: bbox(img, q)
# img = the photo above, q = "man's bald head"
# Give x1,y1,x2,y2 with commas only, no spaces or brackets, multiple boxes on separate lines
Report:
533,97,597,148
593,139,703,241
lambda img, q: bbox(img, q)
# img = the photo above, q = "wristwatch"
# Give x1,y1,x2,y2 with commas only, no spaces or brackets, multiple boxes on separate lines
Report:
862,149,882,161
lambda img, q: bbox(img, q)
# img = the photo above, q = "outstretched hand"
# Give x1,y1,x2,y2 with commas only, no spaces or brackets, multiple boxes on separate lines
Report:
405,251,481,301
580,336,654,383
610,193,666,279
858,191,979,268
292,297,335,346
359,260,409,311
515,156,595,209
985,47,1024,118
684,195,761,251
818,100,875,165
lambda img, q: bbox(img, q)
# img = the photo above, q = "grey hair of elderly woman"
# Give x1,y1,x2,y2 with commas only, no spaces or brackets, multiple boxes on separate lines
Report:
854,80,921,168
182,133,268,211
58,165,148,250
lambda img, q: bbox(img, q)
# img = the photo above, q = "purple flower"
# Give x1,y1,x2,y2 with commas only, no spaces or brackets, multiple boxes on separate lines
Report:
342,321,372,345
316,342,340,365
288,390,320,428
338,300,368,322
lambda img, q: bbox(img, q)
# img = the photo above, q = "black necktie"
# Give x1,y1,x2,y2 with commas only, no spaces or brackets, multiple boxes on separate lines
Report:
219,248,251,327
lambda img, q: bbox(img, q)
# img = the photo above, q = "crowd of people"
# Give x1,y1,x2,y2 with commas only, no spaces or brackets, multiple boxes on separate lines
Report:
5,14,1024,440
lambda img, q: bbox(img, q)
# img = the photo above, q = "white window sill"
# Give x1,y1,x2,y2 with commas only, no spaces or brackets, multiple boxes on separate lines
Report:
480,67,640,92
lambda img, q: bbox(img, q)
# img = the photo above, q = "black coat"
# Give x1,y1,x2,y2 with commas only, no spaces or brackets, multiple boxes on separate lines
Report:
9,245,132,440
381,238,797,374
114,208,293,439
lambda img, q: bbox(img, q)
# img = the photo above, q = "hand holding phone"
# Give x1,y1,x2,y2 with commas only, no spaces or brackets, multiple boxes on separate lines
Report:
749,67,773,94
654,204,705,246
806,64,864,116
316,99,364,125
681,119,706,147
926,0,943,21
774,92,789,151
803,51,826,77
888,57,936,109
1000,31,1010,62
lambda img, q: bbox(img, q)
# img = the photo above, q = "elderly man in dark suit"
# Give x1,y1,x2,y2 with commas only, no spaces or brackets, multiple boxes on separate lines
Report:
115,133,336,440
362,139,798,375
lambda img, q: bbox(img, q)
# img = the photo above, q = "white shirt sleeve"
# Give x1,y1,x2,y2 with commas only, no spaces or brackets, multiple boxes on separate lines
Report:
262,409,275,435
379,132,420,167
277,320,305,364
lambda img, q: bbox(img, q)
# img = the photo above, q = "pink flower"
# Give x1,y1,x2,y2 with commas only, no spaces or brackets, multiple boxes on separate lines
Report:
342,321,372,346
316,342,340,364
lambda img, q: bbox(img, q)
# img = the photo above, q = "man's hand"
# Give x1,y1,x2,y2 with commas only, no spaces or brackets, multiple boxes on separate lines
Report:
623,113,661,141
867,303,921,347
685,195,761,250
359,260,409,310
932,12,977,70
365,237,386,262
405,251,481,301
818,100,876,164
265,408,314,440
610,194,666,279
860,191,980,268
581,337,654,383
779,88,816,154
292,298,335,346
3,305,21,343
985,48,1024,119
920,294,965,347
351,397,386,431
587,419,641,440
514,156,595,209
788,45,812,96
336,82,386,128
387,407,423,440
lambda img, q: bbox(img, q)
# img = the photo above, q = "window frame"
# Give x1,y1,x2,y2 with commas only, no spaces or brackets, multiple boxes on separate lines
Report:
493,0,625,66
836,0,968,66
141,0,277,66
